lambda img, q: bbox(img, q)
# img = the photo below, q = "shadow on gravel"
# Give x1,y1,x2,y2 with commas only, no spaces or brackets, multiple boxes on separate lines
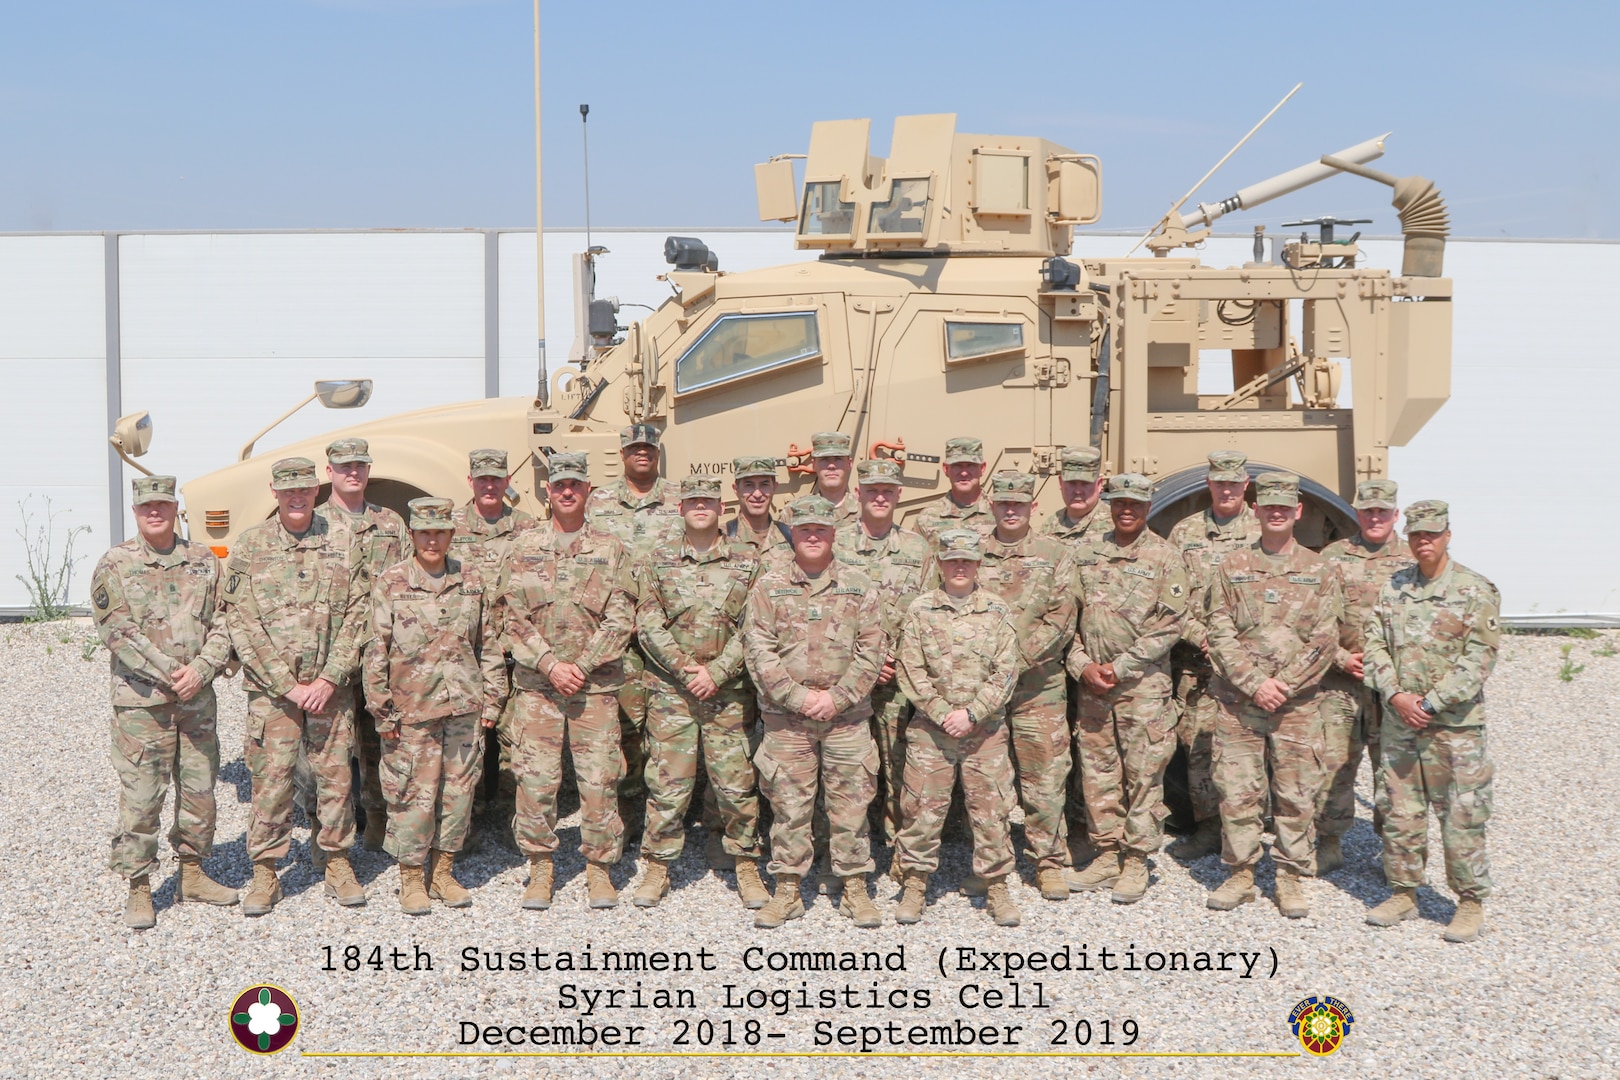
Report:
201,837,254,889
220,758,253,803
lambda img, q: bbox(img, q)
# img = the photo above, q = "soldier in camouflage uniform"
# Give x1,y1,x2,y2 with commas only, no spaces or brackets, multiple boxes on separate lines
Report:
631,478,768,911
727,454,793,569
221,457,368,915
782,432,860,527
501,451,637,911
892,529,1023,927
1204,473,1342,919
1363,501,1500,943
744,495,886,929
1037,446,1109,547
1065,474,1189,904
93,475,238,929
835,459,931,844
587,424,685,814
912,436,995,542
363,498,507,915
1314,479,1414,874
307,436,410,852
1167,450,1262,858
453,448,535,824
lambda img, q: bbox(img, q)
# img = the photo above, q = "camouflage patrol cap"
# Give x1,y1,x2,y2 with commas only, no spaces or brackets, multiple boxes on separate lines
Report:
987,471,1036,503
270,457,319,490
407,497,455,531
1060,445,1102,482
679,477,723,500
936,528,984,562
787,494,837,527
1253,471,1301,507
856,459,903,487
1404,499,1450,534
621,423,661,449
325,436,371,465
810,431,853,458
1353,478,1399,510
1207,450,1250,483
943,436,985,465
131,475,178,504
733,454,779,480
546,451,590,484
468,448,509,478
1103,473,1153,503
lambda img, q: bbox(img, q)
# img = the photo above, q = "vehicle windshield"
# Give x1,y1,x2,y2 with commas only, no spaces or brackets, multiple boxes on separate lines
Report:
676,312,821,394
799,181,855,238
868,178,930,236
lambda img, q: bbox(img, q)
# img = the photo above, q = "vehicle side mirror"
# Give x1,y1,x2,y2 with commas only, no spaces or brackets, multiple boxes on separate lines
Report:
111,411,152,457
315,379,373,409
755,159,798,222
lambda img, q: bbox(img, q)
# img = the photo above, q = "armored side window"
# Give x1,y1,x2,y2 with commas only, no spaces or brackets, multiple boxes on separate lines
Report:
944,321,1025,363
675,312,822,395
799,182,855,239
868,178,931,236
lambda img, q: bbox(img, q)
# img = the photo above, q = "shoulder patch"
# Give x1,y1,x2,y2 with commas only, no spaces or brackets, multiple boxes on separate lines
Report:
1169,582,1184,598
93,585,110,611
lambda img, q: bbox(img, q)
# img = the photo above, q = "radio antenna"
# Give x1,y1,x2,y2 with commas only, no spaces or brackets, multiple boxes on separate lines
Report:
580,103,592,253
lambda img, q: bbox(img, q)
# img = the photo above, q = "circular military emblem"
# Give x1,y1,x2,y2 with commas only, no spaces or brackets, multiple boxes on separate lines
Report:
229,984,300,1055
1289,995,1354,1056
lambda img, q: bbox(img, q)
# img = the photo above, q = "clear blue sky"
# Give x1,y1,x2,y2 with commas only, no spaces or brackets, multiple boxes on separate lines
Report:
2,1,1613,237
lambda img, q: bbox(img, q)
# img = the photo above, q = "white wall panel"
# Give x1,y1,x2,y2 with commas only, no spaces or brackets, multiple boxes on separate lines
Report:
0,236,109,608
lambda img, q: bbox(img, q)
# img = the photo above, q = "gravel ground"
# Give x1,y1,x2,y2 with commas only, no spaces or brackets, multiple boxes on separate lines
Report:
0,620,1614,1079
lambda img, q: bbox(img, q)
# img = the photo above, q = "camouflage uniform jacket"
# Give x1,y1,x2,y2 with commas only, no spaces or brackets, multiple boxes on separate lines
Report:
726,514,793,559
587,477,684,560
1363,560,1500,728
743,561,885,717
363,556,507,732
1168,505,1261,650
1206,541,1342,701
897,588,1020,726
1037,505,1109,549
635,537,760,687
1321,535,1415,672
974,532,1077,672
317,501,410,583
221,515,365,697
1066,529,1189,694
450,502,537,593
834,522,931,653
500,522,636,693
913,493,994,542
90,537,233,707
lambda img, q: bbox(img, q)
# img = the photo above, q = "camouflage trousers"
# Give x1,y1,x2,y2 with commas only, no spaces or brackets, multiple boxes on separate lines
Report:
1173,644,1221,822
380,712,484,867
244,687,356,862
1377,723,1493,899
510,688,625,864
895,714,1016,880
618,645,650,801
868,679,913,844
642,680,762,863
1007,663,1072,871
293,701,383,816
1317,676,1384,840
756,710,877,879
1074,690,1178,857
108,692,221,880
1212,688,1324,876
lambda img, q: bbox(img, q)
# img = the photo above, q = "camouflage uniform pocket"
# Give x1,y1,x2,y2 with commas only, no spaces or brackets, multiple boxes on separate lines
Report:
752,748,781,801
577,570,610,616
110,720,146,767
379,743,414,808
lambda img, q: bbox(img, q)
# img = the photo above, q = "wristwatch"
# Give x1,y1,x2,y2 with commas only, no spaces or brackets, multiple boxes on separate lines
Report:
1418,699,1438,717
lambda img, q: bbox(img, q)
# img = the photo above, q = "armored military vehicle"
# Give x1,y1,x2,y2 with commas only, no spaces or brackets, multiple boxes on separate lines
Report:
115,112,1451,554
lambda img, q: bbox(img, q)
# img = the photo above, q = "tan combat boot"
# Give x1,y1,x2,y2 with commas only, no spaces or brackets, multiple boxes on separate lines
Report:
398,864,431,916
705,831,736,872
428,849,472,908
176,857,240,906
1174,818,1222,859
125,875,155,930
1037,866,1070,901
521,855,553,910
838,873,882,928
894,872,929,925
1366,887,1419,927
1314,835,1344,876
1067,851,1121,892
324,854,367,907
1274,869,1309,919
363,809,388,852
633,860,672,909
734,860,770,910
1443,898,1484,943
984,876,1022,927
960,873,989,898
1111,854,1150,905
586,862,618,909
1206,866,1255,910
754,873,804,929
242,860,283,917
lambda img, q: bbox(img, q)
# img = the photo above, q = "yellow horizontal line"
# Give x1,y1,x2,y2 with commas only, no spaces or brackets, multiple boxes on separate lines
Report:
302,1051,1299,1059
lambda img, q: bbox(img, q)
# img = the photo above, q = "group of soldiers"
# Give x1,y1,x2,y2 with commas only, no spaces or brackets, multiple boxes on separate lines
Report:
94,425,1500,942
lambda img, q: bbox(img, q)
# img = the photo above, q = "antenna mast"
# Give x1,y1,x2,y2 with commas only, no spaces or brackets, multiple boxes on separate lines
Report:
580,103,592,253
532,0,547,404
